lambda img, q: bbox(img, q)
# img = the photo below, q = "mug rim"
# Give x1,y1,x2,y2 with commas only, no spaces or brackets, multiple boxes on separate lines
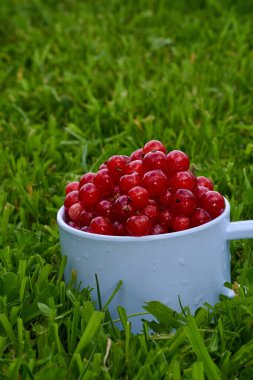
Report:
57,198,230,242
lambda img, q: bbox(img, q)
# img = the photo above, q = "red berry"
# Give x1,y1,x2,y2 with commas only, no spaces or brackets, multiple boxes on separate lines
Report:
197,176,214,190
64,190,79,208
107,155,127,176
126,215,152,236
130,148,144,161
199,191,225,218
167,150,190,175
119,172,141,193
191,208,211,227
95,200,113,218
142,169,167,197
69,221,81,230
128,186,149,210
113,195,135,221
143,151,168,172
125,160,145,176
68,203,84,221
195,186,209,200
168,171,196,191
171,215,190,232
99,162,108,170
143,201,160,223
171,189,197,216
113,221,126,236
81,226,92,233
78,209,93,226
90,217,114,235
143,140,166,154
65,181,79,194
79,183,101,208
79,172,95,189
151,224,167,235
159,189,173,208
94,169,114,196
159,209,173,229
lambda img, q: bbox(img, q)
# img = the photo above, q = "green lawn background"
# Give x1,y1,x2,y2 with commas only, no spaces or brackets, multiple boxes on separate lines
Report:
1,0,253,378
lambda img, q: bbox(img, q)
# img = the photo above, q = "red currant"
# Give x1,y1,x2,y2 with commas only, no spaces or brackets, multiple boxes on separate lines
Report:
143,140,166,154
119,172,141,193
68,202,83,221
79,172,95,189
125,215,152,236
95,200,113,218
65,181,79,194
159,189,173,208
171,189,197,216
107,155,127,176
130,148,144,161
159,209,173,229
151,224,167,235
195,186,209,200
197,176,214,190
125,160,145,176
199,191,225,218
79,183,101,208
64,190,79,208
143,151,168,172
171,215,190,232
90,217,114,235
113,195,135,221
168,171,196,191
143,201,160,223
113,221,126,236
78,209,93,226
191,208,211,227
142,169,167,197
167,150,190,175
128,186,149,210
94,169,114,196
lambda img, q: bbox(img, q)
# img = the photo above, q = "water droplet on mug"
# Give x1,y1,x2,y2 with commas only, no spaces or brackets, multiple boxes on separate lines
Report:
75,257,81,263
193,294,203,306
182,279,189,286
84,253,89,260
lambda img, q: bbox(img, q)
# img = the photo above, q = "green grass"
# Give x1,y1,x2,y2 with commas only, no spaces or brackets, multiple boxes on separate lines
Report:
1,0,253,378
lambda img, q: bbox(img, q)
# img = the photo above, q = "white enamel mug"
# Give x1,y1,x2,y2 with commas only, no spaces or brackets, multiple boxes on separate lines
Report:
57,199,253,332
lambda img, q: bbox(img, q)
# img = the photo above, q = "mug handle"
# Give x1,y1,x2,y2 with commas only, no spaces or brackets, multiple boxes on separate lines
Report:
227,220,253,240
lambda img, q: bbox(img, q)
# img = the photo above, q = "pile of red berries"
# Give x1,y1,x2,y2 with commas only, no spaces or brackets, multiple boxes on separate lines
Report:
64,140,225,236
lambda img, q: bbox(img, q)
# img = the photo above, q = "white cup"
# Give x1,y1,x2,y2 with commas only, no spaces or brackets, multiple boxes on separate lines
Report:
57,199,253,332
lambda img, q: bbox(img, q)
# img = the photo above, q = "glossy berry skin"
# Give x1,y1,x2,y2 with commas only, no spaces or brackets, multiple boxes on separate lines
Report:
195,186,209,200
159,189,172,208
143,151,168,172
143,140,166,154
151,224,167,235
125,160,145,176
78,209,93,226
126,215,152,236
159,209,173,229
168,171,196,192
68,203,83,221
128,186,149,210
113,195,135,221
95,200,113,218
94,169,114,196
199,191,225,218
79,172,95,189
142,169,167,197
143,202,160,224
65,181,79,194
79,183,101,208
64,190,79,208
167,150,190,175
171,215,190,232
81,226,92,233
107,155,127,176
197,176,214,190
113,221,126,236
99,163,108,170
191,208,211,227
171,189,197,216
119,172,141,194
90,217,114,235
130,148,143,161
